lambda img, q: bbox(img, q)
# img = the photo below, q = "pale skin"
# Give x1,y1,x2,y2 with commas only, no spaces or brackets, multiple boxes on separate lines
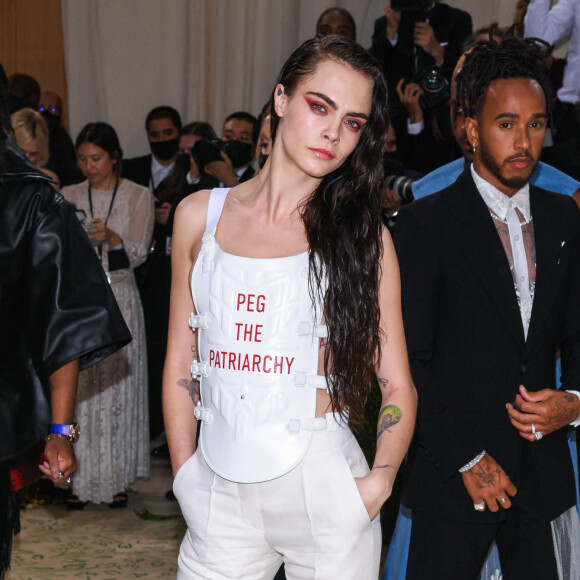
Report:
461,77,580,510
38,359,79,483
163,59,416,521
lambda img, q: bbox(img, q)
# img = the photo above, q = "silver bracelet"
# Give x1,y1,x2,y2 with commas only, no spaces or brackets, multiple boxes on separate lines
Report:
459,450,486,473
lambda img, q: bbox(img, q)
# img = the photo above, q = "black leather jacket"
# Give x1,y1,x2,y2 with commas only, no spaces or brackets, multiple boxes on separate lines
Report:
0,134,131,462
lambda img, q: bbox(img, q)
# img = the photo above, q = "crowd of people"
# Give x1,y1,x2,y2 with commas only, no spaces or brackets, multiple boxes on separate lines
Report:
2,1,580,579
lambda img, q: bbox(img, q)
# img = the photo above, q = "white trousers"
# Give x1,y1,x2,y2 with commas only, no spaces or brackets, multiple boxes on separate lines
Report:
173,428,381,579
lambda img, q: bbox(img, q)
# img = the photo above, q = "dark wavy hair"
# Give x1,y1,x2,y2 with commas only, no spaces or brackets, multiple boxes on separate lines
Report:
457,36,553,121
75,122,123,177
271,36,389,425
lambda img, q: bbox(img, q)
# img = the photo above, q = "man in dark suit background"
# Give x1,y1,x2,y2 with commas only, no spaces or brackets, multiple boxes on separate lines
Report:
123,106,189,440
370,0,472,88
370,1,471,179
393,37,580,579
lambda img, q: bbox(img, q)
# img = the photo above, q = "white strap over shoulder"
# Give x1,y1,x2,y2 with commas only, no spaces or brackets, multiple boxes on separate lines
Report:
204,188,230,233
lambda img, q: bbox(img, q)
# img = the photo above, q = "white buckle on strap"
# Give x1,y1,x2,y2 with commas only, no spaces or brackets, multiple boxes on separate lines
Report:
294,372,328,390
191,360,209,379
202,259,213,274
189,312,210,330
194,402,213,424
297,322,328,338
286,413,344,435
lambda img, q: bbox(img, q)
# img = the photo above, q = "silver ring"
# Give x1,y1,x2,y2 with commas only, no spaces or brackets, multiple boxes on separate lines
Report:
66,477,72,484
499,497,507,503
531,423,536,434
474,501,486,511
535,431,543,440
58,471,65,479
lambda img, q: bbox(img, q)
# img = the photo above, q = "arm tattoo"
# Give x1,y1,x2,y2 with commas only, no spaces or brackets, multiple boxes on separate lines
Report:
372,464,395,471
377,377,389,388
178,378,200,405
377,404,402,440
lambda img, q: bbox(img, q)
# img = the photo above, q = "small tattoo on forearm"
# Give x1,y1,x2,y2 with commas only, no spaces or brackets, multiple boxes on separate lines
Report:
319,338,328,348
377,405,402,440
372,464,395,471
377,377,389,388
178,378,200,404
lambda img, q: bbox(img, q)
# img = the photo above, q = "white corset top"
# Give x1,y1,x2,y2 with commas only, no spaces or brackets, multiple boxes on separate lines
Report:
189,189,329,483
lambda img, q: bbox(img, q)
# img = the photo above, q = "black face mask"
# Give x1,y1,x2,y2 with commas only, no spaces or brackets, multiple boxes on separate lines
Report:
222,140,254,169
149,137,179,161
40,109,62,124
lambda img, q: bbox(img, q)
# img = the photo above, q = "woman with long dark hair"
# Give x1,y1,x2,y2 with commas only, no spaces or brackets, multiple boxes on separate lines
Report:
164,36,416,579
62,122,154,509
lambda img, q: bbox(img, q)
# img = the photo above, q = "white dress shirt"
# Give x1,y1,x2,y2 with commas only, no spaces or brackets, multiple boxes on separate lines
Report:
471,165,534,338
150,155,174,192
525,0,580,105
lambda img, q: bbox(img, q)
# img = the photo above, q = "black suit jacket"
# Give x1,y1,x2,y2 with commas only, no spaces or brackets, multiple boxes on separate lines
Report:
394,170,580,523
370,3,472,86
122,154,152,188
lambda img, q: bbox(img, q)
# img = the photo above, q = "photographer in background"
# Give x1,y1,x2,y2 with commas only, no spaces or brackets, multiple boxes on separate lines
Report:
204,111,257,186
371,1,471,177
370,0,472,90
393,65,461,175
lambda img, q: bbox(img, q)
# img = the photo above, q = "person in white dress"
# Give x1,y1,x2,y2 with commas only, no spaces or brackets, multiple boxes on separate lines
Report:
62,122,154,508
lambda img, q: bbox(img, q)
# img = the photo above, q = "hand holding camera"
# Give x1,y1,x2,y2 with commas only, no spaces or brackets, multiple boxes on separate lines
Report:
396,78,424,123
203,150,238,187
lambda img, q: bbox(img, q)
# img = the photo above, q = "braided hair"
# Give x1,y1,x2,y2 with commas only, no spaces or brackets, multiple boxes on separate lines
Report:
457,36,553,121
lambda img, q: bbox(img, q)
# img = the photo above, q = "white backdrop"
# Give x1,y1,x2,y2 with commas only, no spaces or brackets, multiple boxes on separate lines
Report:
62,0,521,158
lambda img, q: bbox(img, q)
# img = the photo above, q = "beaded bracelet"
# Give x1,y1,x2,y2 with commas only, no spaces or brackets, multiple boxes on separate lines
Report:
458,450,486,473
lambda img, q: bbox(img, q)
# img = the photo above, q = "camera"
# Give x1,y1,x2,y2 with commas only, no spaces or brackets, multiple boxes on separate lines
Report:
192,139,254,171
419,66,450,109
383,158,415,205
384,174,415,205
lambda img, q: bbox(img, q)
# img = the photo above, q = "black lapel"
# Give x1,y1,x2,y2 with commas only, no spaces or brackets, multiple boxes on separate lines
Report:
447,171,526,348
526,186,570,349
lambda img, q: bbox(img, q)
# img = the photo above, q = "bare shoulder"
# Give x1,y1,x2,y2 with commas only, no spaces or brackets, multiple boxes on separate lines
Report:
173,189,212,259
175,189,210,228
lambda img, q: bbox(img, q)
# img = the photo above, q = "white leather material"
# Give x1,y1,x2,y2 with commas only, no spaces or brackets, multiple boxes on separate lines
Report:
191,224,326,483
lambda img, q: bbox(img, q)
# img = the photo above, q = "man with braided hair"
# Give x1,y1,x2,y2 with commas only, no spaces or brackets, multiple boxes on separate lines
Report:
392,37,580,579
